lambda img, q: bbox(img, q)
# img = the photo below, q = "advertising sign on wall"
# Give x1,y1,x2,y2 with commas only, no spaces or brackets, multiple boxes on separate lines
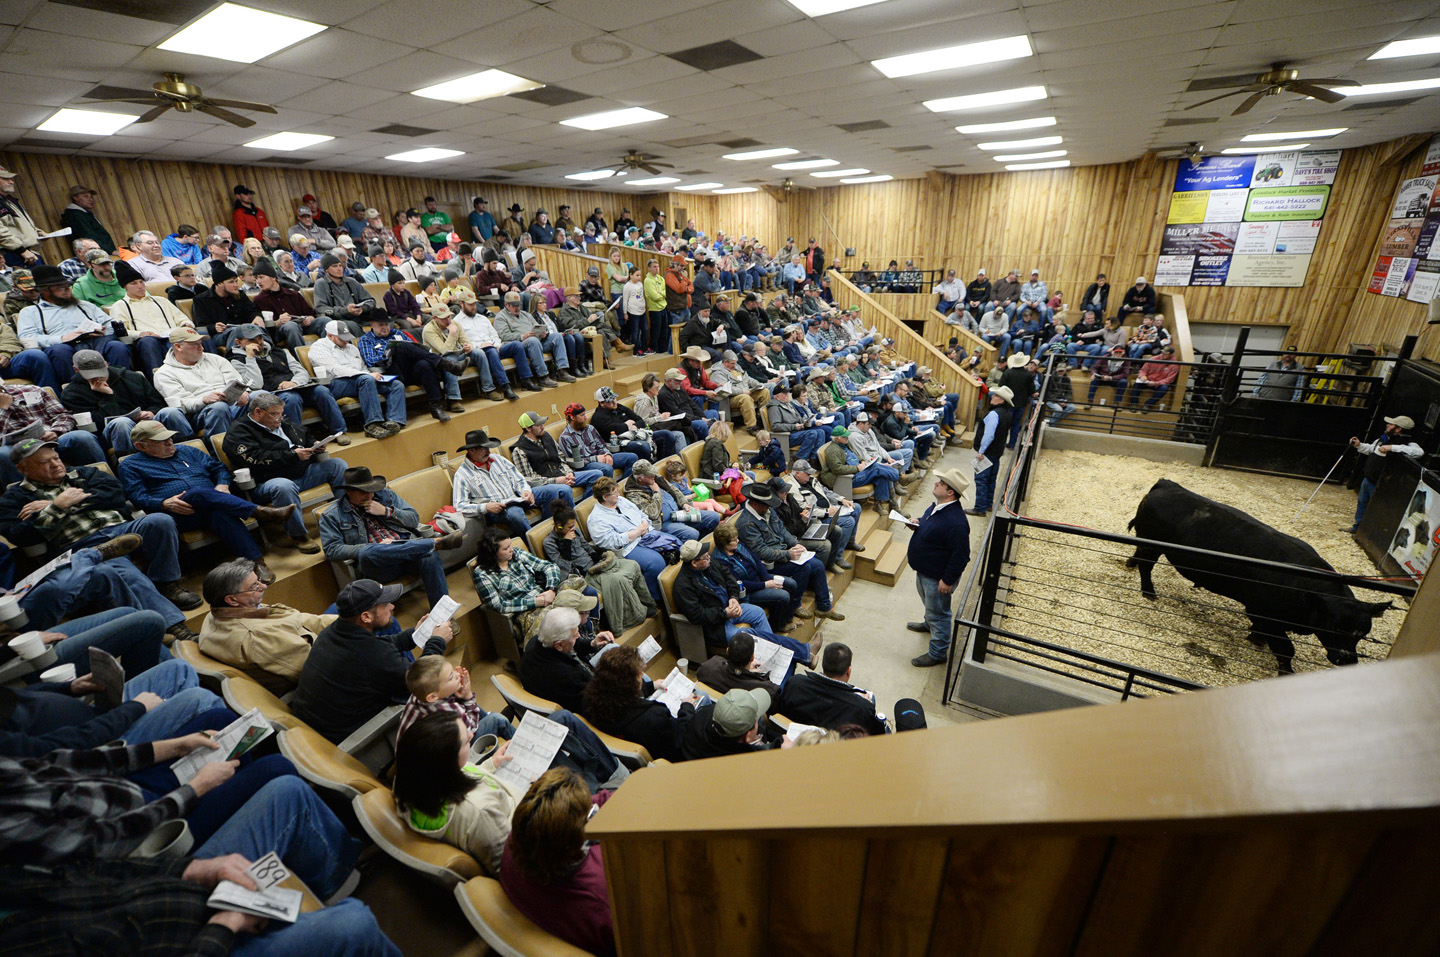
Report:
1370,136,1440,301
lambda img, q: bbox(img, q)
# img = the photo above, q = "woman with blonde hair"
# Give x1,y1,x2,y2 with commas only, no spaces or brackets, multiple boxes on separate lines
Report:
241,236,265,265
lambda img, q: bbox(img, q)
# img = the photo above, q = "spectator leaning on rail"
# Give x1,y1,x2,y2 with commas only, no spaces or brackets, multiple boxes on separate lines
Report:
1253,346,1307,402
1347,413,1424,534
907,468,972,668
969,386,1013,517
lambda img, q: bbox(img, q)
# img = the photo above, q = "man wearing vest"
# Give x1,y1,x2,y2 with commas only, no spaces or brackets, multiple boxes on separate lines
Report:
969,386,1013,517
1347,414,1425,534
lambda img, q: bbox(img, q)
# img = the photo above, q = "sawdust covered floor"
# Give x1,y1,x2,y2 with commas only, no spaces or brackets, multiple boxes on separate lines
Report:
998,449,1407,690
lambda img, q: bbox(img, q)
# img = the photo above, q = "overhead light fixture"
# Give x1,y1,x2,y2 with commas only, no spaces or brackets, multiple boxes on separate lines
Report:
37,108,138,136
1242,128,1346,141
1221,144,1310,154
923,85,1047,113
675,182,724,191
243,131,334,151
386,147,464,163
811,168,869,178
723,147,798,160
158,2,325,63
412,69,543,103
784,0,889,16
991,150,1067,162
1338,77,1440,96
565,170,617,181
956,116,1056,134
1369,35,1440,59
713,186,759,193
976,135,1062,150
774,158,839,170
1006,160,1070,171
873,35,1032,79
840,174,893,184
560,107,667,131
627,176,680,186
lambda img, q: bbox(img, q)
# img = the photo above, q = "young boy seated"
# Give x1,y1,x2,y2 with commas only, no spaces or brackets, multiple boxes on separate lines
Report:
747,429,786,473
166,263,200,303
400,656,514,743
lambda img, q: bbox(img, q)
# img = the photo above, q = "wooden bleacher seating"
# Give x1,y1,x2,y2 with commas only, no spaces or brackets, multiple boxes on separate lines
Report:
489,674,654,770
454,877,593,957
352,787,483,887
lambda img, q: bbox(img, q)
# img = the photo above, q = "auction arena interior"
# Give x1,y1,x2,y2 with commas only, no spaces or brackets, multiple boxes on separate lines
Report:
1000,449,1407,688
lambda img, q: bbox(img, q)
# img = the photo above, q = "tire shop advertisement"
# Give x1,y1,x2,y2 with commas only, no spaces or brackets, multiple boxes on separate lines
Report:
1368,133,1440,305
1159,149,1339,287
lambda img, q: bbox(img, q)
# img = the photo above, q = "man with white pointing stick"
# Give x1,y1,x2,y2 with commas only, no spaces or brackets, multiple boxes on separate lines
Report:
906,468,972,668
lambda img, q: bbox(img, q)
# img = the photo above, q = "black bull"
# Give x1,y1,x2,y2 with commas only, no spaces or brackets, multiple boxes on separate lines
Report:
1126,479,1389,675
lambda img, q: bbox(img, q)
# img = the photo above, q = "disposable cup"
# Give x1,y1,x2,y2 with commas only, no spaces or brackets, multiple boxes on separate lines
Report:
7,631,45,660
41,662,77,683
132,819,194,860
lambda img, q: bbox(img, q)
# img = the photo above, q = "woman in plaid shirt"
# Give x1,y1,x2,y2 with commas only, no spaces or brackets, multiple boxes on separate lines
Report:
471,527,563,640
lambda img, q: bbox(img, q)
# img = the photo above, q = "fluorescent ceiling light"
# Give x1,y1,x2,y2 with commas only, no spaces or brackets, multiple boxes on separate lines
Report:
1221,144,1310,154
923,85,1047,113
956,116,1056,134
37,108,138,136
386,147,463,163
723,147,798,160
1338,77,1440,96
412,69,543,103
560,107,667,131
841,174,893,184
785,0,889,16
675,182,724,191
991,150,1067,162
1369,35,1440,59
626,176,680,186
774,158,839,170
243,131,334,151
873,35,1032,79
811,168,869,178
1006,160,1070,171
565,170,617,181
713,186,759,193
976,135,1062,150
1242,128,1346,141
158,3,324,63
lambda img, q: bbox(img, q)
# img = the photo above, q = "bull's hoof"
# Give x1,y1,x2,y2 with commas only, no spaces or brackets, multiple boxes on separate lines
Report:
1124,556,1138,568
1141,589,1158,601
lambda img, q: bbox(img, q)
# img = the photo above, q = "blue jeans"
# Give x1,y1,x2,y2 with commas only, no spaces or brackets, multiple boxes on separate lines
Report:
190,400,246,436
18,548,185,630
1126,382,1169,408
625,544,666,603
530,483,576,517
355,538,449,606
1066,342,1105,368
773,556,832,611
74,513,183,583
599,451,637,477
46,607,169,674
133,334,170,375
1086,378,1126,405
105,408,194,455
973,458,999,512
538,330,569,370
329,373,406,425
1007,398,1030,448
467,346,508,392
119,660,224,745
493,339,533,380
45,335,130,383
916,573,956,661
854,461,898,502
981,333,1011,357
1352,478,1375,530
168,486,265,559
747,582,798,629
4,348,58,389
256,457,349,538
1045,400,1077,426
1127,343,1155,360
651,429,688,460
834,512,858,551
472,712,515,743
788,427,828,463
279,385,346,434
0,429,106,488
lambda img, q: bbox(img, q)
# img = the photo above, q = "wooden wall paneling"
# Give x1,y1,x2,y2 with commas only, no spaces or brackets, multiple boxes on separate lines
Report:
602,836,674,957
1309,826,1440,957
1072,828,1380,957
662,837,769,955
926,834,1110,957
853,837,950,957
767,837,868,957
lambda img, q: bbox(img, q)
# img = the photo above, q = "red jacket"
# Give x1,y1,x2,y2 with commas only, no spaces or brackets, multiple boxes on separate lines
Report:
1137,358,1179,386
682,361,716,397
664,267,692,310
231,202,269,242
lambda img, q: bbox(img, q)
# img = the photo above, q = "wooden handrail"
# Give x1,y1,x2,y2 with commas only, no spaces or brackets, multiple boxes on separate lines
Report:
530,245,608,295
928,308,997,369
592,243,693,281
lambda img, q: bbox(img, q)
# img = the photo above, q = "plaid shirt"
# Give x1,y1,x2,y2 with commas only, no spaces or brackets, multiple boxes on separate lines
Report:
0,858,234,957
0,384,76,437
356,327,421,368
451,456,530,517
471,547,561,615
398,692,485,740
0,743,195,866
19,472,130,548
557,424,608,465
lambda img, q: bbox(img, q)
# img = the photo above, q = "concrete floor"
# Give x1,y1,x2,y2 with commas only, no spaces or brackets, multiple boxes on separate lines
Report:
817,432,1004,730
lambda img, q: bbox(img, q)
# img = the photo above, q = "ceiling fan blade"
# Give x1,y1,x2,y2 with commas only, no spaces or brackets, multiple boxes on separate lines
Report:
1186,72,1267,92
135,103,174,123
197,103,255,128
203,98,277,113
1287,81,1345,103
81,96,163,105
1231,89,1270,115
1302,77,1359,87
640,164,661,175
1185,89,1246,111
650,160,674,168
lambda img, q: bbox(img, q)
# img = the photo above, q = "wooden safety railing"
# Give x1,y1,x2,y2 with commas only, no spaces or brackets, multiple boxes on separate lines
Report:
828,269,984,434
590,651,1440,956
592,242,694,282
927,308,997,372
531,244,609,295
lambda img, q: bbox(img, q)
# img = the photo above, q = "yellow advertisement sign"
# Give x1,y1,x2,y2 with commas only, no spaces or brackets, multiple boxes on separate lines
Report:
1167,190,1209,224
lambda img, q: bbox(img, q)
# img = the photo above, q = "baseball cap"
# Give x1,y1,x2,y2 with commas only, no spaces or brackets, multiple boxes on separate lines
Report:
551,589,598,612
791,458,813,473
831,425,850,437
663,367,685,381
9,437,57,465
679,540,710,561
324,320,355,341
168,327,202,343
1385,415,1416,430
712,688,770,737
595,386,618,403
631,459,657,476
69,185,97,198
73,350,109,379
894,698,928,731
517,411,548,429
130,420,178,443
335,579,403,617
83,248,112,264
232,323,264,340
563,402,586,418
503,291,521,303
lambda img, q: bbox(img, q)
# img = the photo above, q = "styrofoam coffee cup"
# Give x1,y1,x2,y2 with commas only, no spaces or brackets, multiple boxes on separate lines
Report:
74,411,95,430
0,594,24,622
41,662,77,683
132,819,194,860
233,468,254,488
676,658,689,674
262,311,275,326
7,631,45,660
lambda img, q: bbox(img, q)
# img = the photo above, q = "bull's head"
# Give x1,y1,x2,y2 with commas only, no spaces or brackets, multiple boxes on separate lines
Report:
1311,596,1391,666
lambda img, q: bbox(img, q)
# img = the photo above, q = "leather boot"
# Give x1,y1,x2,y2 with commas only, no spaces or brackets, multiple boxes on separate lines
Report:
253,504,297,526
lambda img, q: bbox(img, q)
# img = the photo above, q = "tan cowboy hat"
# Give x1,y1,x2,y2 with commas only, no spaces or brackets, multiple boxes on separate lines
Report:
1006,353,1028,368
935,468,970,495
990,385,1015,405
683,345,710,362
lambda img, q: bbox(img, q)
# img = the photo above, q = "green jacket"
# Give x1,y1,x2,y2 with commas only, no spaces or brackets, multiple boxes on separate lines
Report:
818,440,857,490
71,271,123,308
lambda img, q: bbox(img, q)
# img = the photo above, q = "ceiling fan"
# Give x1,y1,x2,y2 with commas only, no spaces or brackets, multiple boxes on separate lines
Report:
83,73,278,128
1184,64,1359,116
1150,142,1218,165
619,151,673,175
763,178,815,202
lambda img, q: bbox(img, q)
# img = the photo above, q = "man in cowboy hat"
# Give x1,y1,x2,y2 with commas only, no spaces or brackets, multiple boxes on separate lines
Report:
907,468,972,667
735,481,844,621
15,264,132,384
504,202,526,238
1348,414,1426,533
970,386,1013,516
319,466,465,606
451,425,558,535
658,366,713,437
